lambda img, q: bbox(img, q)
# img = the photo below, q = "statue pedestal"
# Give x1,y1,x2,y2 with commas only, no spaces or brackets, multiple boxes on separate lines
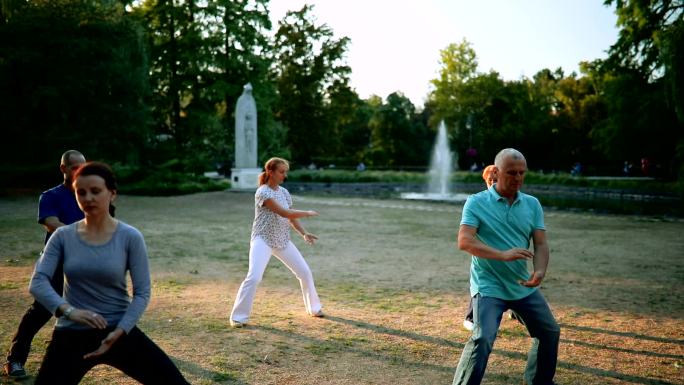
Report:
230,168,262,190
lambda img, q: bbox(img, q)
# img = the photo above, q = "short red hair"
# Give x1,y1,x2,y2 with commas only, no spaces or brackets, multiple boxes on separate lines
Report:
482,165,497,187
482,165,495,180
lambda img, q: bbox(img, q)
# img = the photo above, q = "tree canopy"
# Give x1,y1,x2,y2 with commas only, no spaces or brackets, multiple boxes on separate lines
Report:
1,0,682,185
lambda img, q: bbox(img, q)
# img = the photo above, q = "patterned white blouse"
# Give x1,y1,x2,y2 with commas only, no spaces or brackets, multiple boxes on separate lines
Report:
251,184,293,249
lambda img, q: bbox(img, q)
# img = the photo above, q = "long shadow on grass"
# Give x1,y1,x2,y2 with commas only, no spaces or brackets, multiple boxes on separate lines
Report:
256,324,517,384
561,337,684,360
326,315,679,385
560,323,684,346
172,356,249,385
257,324,454,373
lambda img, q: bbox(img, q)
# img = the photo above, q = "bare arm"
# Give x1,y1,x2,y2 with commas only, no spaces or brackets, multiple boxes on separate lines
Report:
520,229,549,287
290,218,318,245
263,198,318,220
457,224,533,262
41,216,66,233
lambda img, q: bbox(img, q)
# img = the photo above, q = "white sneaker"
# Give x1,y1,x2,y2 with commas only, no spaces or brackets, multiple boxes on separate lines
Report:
230,320,245,328
463,319,474,331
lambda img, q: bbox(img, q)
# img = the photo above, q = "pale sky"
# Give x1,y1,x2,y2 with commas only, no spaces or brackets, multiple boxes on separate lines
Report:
268,0,619,106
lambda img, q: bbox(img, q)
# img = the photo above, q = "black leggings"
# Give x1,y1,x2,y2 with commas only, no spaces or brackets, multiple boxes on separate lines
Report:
34,326,190,385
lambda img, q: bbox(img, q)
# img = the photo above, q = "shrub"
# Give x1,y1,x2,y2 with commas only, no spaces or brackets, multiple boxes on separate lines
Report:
286,169,681,196
111,164,229,196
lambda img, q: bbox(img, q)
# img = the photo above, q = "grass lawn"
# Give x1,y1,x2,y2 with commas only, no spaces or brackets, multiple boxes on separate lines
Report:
1,191,683,384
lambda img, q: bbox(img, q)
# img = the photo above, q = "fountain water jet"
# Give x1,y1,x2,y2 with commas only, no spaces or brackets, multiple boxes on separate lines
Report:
401,121,469,202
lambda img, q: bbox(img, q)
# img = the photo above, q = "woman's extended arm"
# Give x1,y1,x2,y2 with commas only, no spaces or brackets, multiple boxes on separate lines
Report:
290,218,318,245
263,198,318,220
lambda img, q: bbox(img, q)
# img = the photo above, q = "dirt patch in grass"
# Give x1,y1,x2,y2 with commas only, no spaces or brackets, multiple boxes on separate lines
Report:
1,191,683,384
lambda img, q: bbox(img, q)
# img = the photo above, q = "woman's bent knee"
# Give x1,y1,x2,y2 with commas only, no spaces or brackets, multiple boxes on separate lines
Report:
242,274,263,286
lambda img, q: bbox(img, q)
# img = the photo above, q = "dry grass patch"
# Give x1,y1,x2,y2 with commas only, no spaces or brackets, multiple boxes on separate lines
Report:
1,191,683,384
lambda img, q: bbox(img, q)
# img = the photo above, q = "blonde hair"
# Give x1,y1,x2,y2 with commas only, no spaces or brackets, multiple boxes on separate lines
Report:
258,157,290,186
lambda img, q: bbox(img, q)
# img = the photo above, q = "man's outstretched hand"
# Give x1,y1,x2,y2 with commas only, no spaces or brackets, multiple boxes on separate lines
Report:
500,248,533,262
519,271,545,287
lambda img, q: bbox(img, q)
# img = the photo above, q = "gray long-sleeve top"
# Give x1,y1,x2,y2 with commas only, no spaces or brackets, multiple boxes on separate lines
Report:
29,221,151,333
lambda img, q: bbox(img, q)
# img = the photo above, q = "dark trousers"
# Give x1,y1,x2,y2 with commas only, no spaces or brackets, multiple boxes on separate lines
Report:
34,326,190,385
6,264,63,365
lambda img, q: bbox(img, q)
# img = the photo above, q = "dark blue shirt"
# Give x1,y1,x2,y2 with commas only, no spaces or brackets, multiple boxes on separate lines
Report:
38,184,84,244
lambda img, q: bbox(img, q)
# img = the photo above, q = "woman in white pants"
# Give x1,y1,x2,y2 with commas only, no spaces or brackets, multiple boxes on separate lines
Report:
230,157,323,328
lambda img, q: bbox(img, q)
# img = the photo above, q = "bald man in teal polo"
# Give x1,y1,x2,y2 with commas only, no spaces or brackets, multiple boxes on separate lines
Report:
452,148,560,385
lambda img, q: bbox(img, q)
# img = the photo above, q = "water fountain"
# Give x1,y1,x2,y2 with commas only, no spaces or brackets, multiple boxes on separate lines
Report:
401,121,469,202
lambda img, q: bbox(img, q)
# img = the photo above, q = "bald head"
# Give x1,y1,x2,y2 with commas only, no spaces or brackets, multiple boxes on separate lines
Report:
493,148,527,199
60,150,86,187
494,148,525,169
61,150,85,166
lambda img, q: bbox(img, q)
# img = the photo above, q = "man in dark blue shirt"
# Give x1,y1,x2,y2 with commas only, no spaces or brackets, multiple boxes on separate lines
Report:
3,150,86,379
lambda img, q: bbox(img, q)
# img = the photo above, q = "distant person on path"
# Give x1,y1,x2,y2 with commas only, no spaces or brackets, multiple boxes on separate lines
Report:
452,148,560,385
641,157,650,176
29,162,190,385
570,162,582,176
462,164,497,331
230,157,323,328
4,150,85,379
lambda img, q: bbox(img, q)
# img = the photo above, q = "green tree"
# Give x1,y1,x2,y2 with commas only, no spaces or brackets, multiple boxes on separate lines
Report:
135,0,276,171
272,5,352,165
201,0,279,167
324,81,372,165
661,17,684,124
600,0,683,178
135,0,202,164
591,70,679,175
429,39,478,127
553,73,605,171
605,0,683,77
0,0,149,183
429,40,511,169
453,72,509,169
368,93,430,167
0,0,27,25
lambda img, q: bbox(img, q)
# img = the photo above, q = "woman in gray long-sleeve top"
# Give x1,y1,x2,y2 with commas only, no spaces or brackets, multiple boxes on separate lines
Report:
29,162,190,385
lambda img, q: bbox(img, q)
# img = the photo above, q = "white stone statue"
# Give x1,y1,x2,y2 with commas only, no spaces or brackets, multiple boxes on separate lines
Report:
231,83,261,189
235,83,257,169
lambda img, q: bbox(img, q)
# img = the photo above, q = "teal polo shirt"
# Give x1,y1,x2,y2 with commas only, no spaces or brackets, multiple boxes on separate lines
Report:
460,185,545,300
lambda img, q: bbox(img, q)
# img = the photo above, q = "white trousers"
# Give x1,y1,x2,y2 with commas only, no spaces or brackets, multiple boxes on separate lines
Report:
230,236,322,323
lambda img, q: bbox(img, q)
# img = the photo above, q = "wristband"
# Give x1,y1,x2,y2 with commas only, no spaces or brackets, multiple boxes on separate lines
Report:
63,306,75,319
